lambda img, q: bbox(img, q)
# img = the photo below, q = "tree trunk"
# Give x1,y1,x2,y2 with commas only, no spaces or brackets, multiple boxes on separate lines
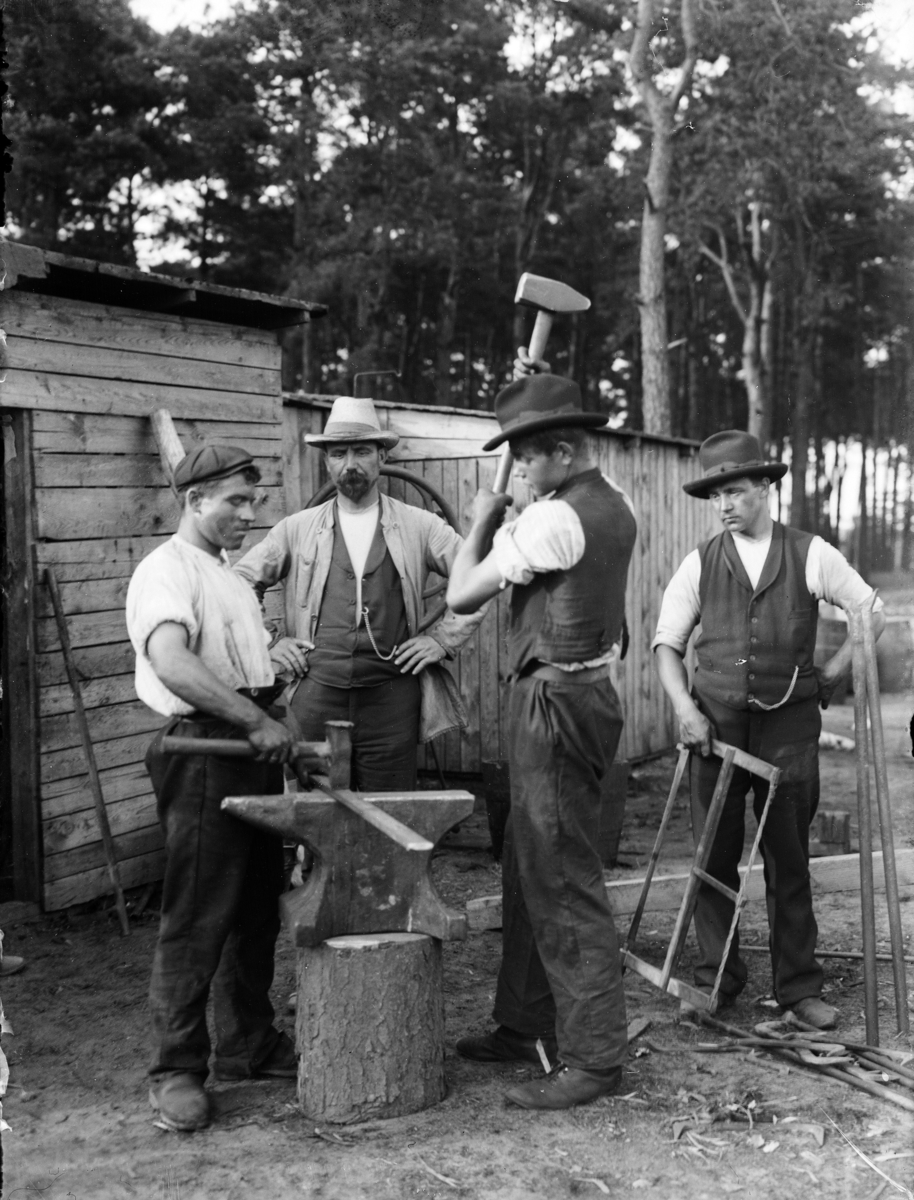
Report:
638,116,673,434
435,261,459,405
630,0,698,435
789,334,815,530
296,932,445,1124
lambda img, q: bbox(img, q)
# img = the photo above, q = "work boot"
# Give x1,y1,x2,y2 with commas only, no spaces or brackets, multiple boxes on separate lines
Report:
149,1073,211,1132
214,1031,298,1081
0,956,25,977
456,1026,557,1067
504,1064,622,1110
787,997,838,1030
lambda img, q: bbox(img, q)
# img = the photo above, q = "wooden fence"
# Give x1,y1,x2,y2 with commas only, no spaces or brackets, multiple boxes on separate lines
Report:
282,396,718,772
1,252,313,910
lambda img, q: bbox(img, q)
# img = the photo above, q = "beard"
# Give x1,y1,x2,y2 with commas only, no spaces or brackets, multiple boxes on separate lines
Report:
337,469,371,501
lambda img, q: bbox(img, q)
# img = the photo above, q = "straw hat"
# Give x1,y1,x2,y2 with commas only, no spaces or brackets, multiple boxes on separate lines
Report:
304,397,399,449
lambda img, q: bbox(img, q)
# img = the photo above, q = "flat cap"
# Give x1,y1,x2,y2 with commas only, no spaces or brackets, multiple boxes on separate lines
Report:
173,444,256,488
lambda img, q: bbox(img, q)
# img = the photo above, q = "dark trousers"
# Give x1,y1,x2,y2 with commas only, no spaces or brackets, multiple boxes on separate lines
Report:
689,693,823,1006
145,716,285,1081
493,675,628,1071
290,673,421,792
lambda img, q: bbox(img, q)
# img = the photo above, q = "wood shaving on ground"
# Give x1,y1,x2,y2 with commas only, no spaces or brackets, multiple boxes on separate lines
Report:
416,1157,460,1188
822,1113,914,1200
313,1126,357,1145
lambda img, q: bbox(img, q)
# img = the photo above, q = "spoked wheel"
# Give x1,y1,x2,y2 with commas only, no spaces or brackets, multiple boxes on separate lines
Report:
306,466,461,632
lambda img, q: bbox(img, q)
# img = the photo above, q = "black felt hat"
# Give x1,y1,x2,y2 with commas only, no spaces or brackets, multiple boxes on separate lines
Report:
683,430,787,499
173,444,256,489
482,374,606,451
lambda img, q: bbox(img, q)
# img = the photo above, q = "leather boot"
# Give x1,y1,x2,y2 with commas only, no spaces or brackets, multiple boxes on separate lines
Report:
504,1064,622,1110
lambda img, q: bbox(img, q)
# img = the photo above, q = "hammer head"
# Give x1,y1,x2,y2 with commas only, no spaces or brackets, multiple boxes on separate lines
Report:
515,272,591,314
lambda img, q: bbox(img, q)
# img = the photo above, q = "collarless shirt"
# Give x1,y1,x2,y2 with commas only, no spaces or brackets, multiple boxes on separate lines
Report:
126,534,275,716
336,500,380,614
653,532,882,656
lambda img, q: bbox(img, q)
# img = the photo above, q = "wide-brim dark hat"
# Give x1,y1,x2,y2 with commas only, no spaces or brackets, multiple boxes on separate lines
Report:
483,374,606,451
173,443,256,489
683,430,787,498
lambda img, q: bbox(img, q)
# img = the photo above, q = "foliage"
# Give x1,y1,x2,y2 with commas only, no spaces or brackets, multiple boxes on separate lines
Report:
4,0,913,513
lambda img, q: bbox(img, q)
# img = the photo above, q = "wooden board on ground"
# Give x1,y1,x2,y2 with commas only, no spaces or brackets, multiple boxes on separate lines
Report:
465,848,914,930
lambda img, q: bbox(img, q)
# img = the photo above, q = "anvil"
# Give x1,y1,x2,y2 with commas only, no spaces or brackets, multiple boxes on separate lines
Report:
223,788,475,947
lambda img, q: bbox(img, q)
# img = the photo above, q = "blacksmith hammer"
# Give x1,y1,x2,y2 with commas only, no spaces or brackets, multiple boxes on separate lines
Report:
493,273,592,491
162,720,433,851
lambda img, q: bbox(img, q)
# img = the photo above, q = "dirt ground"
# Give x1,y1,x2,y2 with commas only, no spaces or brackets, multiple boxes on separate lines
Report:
2,693,912,1200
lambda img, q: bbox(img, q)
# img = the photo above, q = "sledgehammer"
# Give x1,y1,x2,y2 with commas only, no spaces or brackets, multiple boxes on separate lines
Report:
493,274,592,493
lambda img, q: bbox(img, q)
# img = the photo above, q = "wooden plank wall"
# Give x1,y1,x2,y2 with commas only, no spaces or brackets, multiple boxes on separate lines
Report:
0,289,285,910
283,397,718,771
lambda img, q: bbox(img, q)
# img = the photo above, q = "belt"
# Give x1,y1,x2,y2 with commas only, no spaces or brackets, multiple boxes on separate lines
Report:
237,683,287,708
528,663,612,685
186,683,286,721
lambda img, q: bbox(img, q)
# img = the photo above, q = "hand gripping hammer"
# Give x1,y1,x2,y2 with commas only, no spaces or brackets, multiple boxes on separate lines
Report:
493,273,591,492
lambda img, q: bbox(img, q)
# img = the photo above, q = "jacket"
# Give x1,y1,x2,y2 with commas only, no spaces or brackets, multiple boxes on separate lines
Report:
234,493,486,741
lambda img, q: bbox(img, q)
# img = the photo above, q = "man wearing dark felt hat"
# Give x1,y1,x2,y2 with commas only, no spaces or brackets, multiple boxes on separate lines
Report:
447,370,637,1110
654,430,884,1030
126,444,298,1133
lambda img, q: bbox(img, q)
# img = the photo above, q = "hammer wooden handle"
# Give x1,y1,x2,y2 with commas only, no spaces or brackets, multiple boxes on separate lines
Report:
527,310,555,363
162,735,329,773
493,447,514,493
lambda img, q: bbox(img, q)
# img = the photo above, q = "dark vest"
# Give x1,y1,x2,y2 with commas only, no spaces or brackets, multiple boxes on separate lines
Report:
307,513,408,688
507,467,637,675
694,522,818,711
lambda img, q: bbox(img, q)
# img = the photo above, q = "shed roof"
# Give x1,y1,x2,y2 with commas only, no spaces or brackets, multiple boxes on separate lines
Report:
0,241,327,330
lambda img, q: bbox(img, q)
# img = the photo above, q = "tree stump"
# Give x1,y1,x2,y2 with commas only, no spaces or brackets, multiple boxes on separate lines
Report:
296,932,445,1123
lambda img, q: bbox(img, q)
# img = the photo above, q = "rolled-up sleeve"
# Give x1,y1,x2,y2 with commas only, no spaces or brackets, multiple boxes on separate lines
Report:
811,539,884,613
126,559,198,657
652,550,702,655
490,500,584,586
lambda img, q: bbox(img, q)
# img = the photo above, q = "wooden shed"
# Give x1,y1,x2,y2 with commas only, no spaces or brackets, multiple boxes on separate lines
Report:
283,397,718,777
0,241,325,910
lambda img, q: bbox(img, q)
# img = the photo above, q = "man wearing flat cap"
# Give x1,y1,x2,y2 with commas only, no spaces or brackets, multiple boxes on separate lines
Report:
235,396,484,791
447,372,637,1111
126,445,297,1133
654,430,884,1030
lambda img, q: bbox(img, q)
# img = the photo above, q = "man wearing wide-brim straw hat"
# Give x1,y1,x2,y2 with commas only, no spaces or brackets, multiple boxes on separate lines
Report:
653,429,885,1030
447,372,637,1111
235,396,485,791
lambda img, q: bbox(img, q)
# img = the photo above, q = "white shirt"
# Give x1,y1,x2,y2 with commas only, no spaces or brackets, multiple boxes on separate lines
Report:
126,534,275,716
652,531,882,655
490,473,636,669
337,501,380,615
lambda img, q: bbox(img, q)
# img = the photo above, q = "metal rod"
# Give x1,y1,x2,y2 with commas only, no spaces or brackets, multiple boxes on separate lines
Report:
849,606,880,1045
740,944,914,966
695,1012,914,1113
45,567,130,937
311,779,433,853
861,595,910,1035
